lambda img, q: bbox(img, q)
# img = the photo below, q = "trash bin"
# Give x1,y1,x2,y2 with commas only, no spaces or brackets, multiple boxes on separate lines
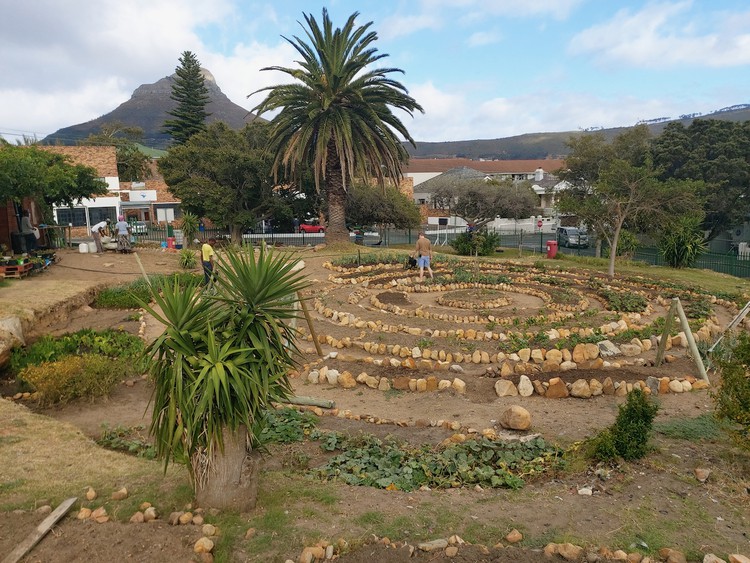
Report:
10,232,27,254
167,237,176,249
546,240,558,259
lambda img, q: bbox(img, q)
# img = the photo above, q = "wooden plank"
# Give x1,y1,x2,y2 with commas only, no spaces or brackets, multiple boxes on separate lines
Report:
2,497,77,563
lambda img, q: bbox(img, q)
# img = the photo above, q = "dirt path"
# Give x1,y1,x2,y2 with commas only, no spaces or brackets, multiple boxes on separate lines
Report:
1,246,749,563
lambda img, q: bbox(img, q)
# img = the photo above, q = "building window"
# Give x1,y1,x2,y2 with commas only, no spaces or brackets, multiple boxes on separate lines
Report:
89,207,117,225
56,207,87,227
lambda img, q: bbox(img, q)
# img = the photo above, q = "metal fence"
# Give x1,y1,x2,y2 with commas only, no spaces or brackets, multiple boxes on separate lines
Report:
126,223,750,278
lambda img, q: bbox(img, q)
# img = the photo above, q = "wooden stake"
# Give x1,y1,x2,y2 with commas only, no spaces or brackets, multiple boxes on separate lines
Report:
674,298,709,383
655,299,677,368
298,291,323,357
3,497,77,563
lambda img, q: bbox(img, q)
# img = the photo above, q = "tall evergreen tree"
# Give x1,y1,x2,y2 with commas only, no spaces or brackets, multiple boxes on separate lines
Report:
162,51,210,145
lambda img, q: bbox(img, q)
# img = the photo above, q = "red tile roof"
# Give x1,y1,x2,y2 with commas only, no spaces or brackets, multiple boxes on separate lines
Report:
404,158,565,174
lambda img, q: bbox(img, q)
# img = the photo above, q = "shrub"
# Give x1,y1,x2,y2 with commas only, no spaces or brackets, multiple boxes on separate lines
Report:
588,389,659,462
659,215,708,268
94,278,153,308
450,230,500,256
713,333,750,448
179,248,198,270
20,354,131,406
9,329,143,375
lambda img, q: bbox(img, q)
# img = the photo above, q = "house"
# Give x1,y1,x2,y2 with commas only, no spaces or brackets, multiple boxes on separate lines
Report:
408,158,568,230
38,147,181,238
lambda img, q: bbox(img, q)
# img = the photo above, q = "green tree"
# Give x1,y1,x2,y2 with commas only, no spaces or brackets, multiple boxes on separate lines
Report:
431,178,539,229
140,246,309,510
0,144,107,219
162,51,211,145
251,9,423,244
158,122,275,243
557,126,700,278
81,121,152,181
345,182,421,230
652,119,750,240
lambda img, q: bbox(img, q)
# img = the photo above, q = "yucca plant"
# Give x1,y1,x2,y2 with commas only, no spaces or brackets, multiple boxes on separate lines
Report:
139,245,309,510
179,211,199,248
659,214,708,268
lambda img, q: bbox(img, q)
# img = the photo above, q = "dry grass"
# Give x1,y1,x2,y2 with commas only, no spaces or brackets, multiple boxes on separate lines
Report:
0,398,187,509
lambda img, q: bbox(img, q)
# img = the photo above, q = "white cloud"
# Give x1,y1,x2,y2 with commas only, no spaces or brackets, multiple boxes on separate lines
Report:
569,1,750,68
379,13,443,40
467,30,502,47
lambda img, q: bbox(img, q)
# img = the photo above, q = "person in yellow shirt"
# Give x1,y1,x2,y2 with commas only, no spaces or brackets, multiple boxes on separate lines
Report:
201,238,216,285
414,231,434,281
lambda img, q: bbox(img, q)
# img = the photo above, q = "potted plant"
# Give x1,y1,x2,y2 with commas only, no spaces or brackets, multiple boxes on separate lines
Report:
140,244,308,511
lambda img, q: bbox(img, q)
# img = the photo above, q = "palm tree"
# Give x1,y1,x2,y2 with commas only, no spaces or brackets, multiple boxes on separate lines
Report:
140,245,308,510
251,9,423,244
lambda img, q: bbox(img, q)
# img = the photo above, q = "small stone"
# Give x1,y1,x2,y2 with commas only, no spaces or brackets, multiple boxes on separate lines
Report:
85,487,97,501
111,487,128,501
729,555,750,563
505,529,523,543
445,546,459,557
702,555,726,563
694,468,711,483
558,543,584,561
203,524,218,536
192,514,204,526
139,501,151,511
35,505,52,515
243,527,254,539
169,511,184,525
77,507,92,520
179,511,194,524
129,511,145,524
143,507,158,522
194,537,215,554
418,539,449,551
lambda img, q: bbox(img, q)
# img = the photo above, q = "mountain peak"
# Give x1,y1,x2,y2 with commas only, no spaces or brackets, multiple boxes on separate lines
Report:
44,69,259,149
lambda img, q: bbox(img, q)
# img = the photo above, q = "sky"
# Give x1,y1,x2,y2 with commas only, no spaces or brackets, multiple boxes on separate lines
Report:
1,0,749,146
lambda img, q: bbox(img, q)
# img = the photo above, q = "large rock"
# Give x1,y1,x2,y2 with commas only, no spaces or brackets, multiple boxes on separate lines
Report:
545,377,569,398
499,405,531,430
494,380,518,397
569,379,592,398
517,375,534,397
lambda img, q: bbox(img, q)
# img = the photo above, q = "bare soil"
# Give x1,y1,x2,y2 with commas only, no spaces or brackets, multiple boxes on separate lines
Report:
0,247,748,563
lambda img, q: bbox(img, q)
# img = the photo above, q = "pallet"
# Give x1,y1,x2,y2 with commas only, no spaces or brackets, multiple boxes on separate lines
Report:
0,263,33,279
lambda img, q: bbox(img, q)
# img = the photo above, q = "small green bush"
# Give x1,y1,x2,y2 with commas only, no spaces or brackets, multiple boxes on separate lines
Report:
659,214,708,268
450,230,500,256
20,354,132,406
179,248,198,270
94,278,153,308
713,333,750,448
588,389,659,462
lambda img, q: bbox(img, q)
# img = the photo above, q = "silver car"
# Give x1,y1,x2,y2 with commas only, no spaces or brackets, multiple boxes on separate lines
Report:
557,227,589,248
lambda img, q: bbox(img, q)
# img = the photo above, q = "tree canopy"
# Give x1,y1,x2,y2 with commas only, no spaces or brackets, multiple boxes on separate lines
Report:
557,125,701,278
0,144,107,216
162,51,211,146
431,178,539,229
158,122,276,242
251,9,423,243
345,182,421,229
651,119,750,240
80,121,152,182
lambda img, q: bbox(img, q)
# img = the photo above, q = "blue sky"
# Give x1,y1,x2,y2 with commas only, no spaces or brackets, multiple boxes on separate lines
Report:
1,0,749,145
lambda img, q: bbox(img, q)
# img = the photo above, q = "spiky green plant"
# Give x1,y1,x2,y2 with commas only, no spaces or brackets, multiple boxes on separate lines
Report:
139,244,309,507
659,214,708,268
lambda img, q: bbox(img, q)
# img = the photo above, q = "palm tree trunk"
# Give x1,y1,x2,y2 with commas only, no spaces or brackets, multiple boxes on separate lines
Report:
325,147,349,244
193,426,261,512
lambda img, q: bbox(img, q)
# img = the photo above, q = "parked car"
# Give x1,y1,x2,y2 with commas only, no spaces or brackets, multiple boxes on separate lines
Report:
556,226,589,248
300,222,325,233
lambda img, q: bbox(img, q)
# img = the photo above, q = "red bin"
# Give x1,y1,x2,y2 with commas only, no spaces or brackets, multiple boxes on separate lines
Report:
546,240,558,258
167,237,176,249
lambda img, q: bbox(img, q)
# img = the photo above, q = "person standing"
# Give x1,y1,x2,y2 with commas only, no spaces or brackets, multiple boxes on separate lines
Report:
20,209,37,251
113,215,132,253
90,219,108,253
414,231,434,281
201,237,217,285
